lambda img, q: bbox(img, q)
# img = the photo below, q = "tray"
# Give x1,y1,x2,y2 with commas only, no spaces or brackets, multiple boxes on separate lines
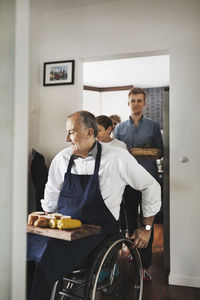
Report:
27,224,101,241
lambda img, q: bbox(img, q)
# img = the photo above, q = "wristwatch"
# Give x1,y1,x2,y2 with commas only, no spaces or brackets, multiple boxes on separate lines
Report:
141,223,152,231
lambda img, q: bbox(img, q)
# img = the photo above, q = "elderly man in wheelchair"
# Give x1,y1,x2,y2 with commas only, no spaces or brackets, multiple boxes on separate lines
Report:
27,110,161,300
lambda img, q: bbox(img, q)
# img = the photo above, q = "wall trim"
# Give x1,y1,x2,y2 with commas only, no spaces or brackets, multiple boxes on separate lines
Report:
83,85,133,92
84,85,169,92
83,85,101,92
169,274,200,288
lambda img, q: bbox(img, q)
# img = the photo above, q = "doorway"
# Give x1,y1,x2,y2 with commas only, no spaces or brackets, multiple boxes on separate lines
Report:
82,54,170,273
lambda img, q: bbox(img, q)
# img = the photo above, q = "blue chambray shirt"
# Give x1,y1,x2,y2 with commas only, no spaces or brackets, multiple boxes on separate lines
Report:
114,115,164,180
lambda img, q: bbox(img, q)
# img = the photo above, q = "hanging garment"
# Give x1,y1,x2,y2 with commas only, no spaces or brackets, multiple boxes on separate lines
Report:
30,150,48,211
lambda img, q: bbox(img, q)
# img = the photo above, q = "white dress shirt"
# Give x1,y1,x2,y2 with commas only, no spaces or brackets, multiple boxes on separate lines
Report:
106,138,127,149
41,143,161,220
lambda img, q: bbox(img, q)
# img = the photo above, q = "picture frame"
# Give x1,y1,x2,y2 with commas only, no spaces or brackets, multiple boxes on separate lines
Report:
43,60,75,86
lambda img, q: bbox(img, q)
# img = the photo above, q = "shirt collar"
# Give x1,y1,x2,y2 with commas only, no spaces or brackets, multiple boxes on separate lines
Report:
129,114,144,124
89,140,98,158
72,140,97,159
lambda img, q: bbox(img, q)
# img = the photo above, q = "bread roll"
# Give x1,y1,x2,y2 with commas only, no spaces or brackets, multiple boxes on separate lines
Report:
28,214,38,225
39,215,52,220
34,217,49,228
51,213,63,219
30,211,45,215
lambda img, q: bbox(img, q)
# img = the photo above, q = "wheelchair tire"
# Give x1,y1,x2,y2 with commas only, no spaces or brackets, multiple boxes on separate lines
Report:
84,237,143,300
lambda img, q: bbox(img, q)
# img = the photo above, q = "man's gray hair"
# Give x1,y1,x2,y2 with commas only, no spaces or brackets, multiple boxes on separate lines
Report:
68,110,98,137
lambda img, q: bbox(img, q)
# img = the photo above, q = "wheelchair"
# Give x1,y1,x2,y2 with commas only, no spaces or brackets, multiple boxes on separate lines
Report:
51,230,143,300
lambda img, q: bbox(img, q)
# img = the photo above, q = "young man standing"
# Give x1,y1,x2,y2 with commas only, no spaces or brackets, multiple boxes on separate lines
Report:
114,87,164,281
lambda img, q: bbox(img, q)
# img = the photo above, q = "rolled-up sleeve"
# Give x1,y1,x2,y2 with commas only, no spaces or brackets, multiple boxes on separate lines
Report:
41,158,63,213
120,151,161,217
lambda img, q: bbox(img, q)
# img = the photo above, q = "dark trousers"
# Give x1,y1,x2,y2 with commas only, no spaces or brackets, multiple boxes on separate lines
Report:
120,185,154,269
27,261,53,300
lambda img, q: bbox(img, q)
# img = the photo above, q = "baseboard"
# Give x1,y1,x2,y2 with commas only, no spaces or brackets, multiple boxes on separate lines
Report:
169,273,200,288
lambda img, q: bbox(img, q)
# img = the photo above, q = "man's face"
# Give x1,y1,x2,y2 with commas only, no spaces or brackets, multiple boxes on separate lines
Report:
128,93,146,115
65,115,89,156
97,125,111,142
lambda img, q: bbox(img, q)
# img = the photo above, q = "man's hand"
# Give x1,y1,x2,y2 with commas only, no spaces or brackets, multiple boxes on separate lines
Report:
128,227,152,248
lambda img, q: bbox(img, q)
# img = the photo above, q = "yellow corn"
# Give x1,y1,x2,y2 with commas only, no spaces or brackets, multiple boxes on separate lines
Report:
57,218,82,230
49,219,58,229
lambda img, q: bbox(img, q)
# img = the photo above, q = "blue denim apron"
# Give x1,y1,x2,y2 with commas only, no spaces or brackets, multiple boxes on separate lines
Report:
27,142,117,286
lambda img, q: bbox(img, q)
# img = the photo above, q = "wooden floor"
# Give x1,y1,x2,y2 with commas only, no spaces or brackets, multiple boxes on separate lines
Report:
142,251,200,300
142,224,200,300
58,224,200,300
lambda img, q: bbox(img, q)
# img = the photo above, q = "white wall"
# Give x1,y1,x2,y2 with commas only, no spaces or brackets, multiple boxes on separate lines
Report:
83,89,130,120
29,6,42,213
0,1,14,298
12,0,29,299
83,90,101,116
0,0,29,299
38,61,83,166
29,0,200,288
101,90,130,121
29,6,41,154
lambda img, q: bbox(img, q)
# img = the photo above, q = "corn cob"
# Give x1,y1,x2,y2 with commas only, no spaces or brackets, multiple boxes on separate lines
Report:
49,219,59,229
57,218,82,230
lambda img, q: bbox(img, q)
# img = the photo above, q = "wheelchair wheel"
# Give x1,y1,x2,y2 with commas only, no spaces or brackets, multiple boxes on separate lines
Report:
51,270,86,299
84,237,143,300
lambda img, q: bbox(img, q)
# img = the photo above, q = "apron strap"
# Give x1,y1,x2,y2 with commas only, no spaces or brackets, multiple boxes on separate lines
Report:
94,142,102,175
66,155,75,173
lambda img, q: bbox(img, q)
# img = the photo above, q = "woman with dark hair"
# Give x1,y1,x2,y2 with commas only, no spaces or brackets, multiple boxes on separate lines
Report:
96,115,127,149
109,114,121,130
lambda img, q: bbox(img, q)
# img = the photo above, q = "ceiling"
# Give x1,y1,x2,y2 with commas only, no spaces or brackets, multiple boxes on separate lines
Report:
30,0,119,13
83,55,169,88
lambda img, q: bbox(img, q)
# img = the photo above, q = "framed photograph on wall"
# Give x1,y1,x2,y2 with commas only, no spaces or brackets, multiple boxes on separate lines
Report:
43,60,75,86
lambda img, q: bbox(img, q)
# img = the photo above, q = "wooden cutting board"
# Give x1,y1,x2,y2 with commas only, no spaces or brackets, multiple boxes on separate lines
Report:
27,224,101,241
